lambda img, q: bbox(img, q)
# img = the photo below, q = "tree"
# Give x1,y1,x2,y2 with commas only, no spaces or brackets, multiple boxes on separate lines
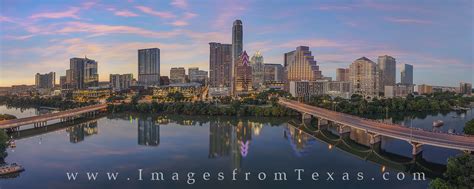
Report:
429,154,474,189
463,119,474,135
0,129,8,162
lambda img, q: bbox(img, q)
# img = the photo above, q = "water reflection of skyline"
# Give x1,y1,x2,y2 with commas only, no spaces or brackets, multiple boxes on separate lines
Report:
66,121,98,143
138,117,160,146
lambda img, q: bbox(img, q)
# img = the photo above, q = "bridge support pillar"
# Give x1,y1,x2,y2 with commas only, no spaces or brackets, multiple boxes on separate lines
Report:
302,113,312,122
317,118,329,130
337,124,351,138
410,142,423,156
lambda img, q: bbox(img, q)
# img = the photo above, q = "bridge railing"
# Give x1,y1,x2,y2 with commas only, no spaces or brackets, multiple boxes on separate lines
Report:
279,98,472,137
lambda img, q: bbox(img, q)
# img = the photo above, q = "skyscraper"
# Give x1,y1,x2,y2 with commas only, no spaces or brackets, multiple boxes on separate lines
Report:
138,48,160,86
35,72,55,89
250,51,264,89
401,64,413,85
377,55,396,90
231,20,243,94
336,68,350,82
170,67,186,84
234,51,252,95
209,42,232,87
232,20,243,68
284,46,322,86
349,57,380,97
70,57,98,89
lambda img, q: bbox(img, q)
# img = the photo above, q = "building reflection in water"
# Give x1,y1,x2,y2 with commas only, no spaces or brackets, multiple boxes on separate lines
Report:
284,125,315,157
209,121,232,158
66,121,98,143
138,117,160,146
208,119,253,171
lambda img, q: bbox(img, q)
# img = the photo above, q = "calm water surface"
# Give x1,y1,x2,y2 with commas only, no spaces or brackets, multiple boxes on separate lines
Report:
1,105,472,189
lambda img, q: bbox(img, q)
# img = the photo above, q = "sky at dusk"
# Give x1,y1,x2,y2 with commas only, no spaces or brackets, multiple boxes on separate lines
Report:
0,0,472,87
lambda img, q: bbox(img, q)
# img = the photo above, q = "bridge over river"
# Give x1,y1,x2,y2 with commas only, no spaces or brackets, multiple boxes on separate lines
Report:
278,98,474,155
0,103,107,131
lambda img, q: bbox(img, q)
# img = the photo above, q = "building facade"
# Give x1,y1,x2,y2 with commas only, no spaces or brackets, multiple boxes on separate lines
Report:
233,51,252,95
170,67,186,84
349,57,380,97
69,57,98,89
110,74,133,91
401,64,413,85
417,84,433,94
264,63,283,82
336,68,350,82
209,42,233,87
289,80,352,99
459,82,472,95
35,72,55,89
384,84,414,98
188,67,208,85
377,55,396,92
138,48,160,86
284,46,322,86
250,51,264,89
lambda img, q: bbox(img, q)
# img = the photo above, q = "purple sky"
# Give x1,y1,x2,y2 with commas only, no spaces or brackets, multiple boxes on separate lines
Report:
0,0,472,87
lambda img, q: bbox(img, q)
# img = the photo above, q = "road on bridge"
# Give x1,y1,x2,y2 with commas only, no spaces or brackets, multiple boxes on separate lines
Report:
279,98,474,152
0,103,108,129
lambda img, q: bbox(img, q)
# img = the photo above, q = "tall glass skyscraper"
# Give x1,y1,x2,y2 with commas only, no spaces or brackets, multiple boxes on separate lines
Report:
377,55,396,91
231,20,243,95
138,48,160,86
209,42,232,87
401,64,413,85
69,57,98,89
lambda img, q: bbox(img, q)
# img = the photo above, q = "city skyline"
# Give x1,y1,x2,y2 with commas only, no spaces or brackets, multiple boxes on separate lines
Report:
1,0,473,87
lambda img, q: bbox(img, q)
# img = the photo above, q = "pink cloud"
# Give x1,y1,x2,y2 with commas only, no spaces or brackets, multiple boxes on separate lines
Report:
135,6,176,19
0,16,14,23
169,20,188,26
30,7,81,19
4,34,35,40
385,17,433,25
318,5,352,11
171,0,188,9
55,22,179,38
107,8,139,17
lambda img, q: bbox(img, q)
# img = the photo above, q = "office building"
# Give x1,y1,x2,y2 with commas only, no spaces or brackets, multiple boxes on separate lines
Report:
284,46,322,85
401,64,413,85
188,67,208,85
336,68,350,82
459,82,472,95
384,84,414,98
110,74,133,91
250,51,264,89
264,63,283,82
289,80,352,99
349,57,380,97
417,84,433,94
69,57,98,89
233,51,252,95
377,55,396,91
209,42,233,87
170,67,186,84
35,72,55,89
138,48,160,86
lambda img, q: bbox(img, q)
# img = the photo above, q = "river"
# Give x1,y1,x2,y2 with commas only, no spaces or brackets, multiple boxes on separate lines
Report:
1,105,472,189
